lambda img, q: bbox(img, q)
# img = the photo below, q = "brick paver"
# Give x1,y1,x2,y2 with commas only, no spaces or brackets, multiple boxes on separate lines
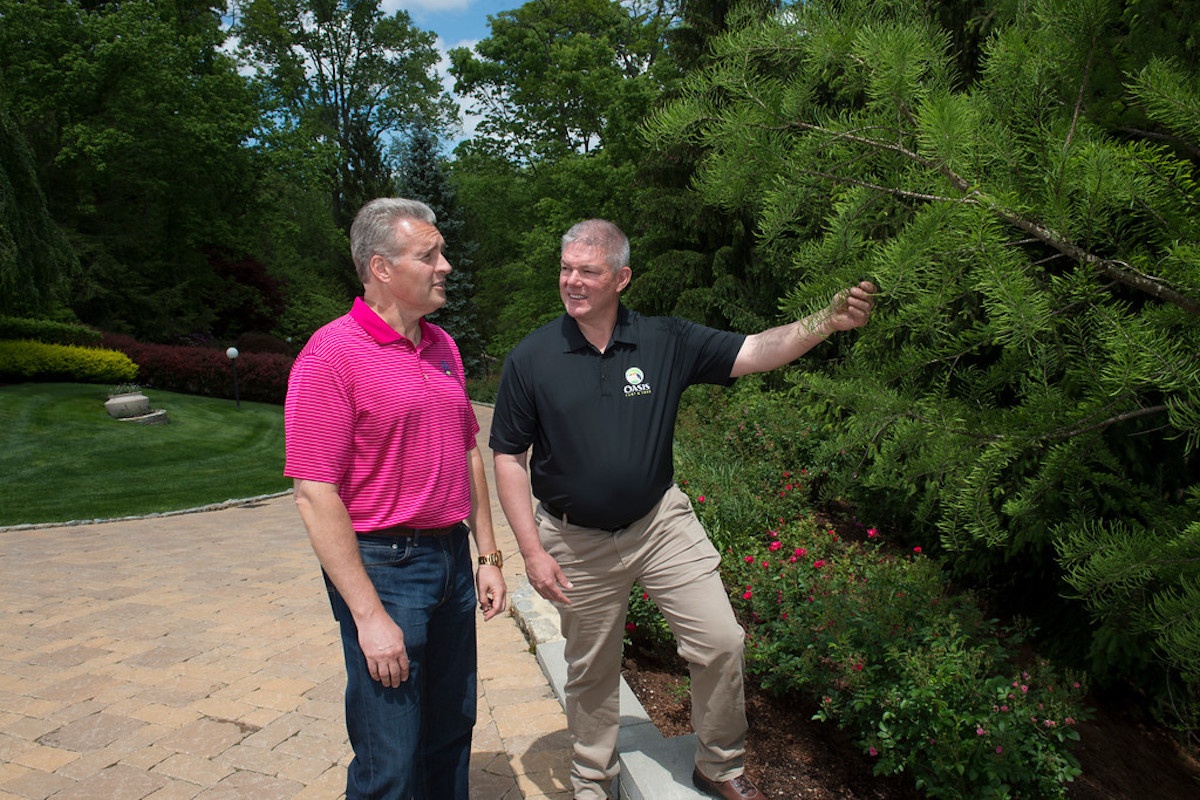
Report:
0,405,572,799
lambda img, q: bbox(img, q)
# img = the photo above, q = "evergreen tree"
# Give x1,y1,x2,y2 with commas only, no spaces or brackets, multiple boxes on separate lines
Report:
628,0,777,333
0,97,77,316
645,0,1200,718
395,124,488,378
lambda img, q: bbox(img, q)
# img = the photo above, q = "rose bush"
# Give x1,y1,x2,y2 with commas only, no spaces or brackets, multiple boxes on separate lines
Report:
621,386,1092,798
722,511,1089,799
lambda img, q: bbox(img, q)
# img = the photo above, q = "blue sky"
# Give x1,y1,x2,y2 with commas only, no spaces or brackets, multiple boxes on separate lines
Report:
381,0,519,51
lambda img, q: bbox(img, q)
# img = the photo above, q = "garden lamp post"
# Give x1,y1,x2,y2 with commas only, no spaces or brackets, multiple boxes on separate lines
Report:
225,347,241,409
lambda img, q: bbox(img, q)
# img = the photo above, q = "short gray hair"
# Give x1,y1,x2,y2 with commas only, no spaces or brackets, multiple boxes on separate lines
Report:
350,198,437,283
561,219,629,272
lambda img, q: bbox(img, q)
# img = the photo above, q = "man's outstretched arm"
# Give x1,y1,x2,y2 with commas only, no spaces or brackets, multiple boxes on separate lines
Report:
731,281,877,378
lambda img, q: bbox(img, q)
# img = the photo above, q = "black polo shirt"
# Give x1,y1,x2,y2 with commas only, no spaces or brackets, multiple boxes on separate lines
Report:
489,305,745,529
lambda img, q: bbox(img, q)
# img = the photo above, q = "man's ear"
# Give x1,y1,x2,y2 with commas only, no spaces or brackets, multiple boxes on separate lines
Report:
617,265,632,292
369,254,391,284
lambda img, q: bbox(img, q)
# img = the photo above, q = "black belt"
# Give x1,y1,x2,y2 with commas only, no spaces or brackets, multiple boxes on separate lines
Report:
360,523,460,538
540,502,628,533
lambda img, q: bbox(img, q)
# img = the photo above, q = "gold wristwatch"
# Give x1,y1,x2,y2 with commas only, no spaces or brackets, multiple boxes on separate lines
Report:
478,551,503,568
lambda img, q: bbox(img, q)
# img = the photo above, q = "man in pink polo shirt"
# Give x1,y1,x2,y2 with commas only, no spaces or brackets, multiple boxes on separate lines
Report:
285,198,506,800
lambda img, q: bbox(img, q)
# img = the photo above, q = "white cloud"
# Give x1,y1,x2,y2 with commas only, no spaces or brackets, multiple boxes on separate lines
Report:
382,0,472,13
435,36,484,145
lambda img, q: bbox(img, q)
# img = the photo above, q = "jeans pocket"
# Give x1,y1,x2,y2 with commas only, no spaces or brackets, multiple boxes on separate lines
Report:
358,537,414,568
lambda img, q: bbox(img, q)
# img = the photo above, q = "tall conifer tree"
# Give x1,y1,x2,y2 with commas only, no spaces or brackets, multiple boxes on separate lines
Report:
396,124,488,378
645,0,1200,714
0,99,77,316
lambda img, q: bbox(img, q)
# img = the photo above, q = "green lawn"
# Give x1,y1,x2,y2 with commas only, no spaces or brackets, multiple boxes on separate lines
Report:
0,383,290,526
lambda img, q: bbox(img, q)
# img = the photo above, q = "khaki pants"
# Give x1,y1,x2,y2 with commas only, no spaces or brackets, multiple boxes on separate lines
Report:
536,485,747,800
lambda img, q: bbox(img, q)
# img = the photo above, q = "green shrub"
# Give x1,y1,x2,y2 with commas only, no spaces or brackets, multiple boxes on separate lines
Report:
1058,513,1200,738
0,340,137,384
234,331,293,355
273,288,350,346
667,386,825,564
624,583,676,658
0,316,101,347
657,385,1092,798
725,521,1089,799
466,373,501,404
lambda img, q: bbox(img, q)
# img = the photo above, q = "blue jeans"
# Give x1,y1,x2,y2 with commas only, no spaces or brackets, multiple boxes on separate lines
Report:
325,526,477,800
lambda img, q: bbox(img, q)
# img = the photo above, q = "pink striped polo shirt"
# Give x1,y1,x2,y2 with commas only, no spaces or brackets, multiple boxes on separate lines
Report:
284,297,479,532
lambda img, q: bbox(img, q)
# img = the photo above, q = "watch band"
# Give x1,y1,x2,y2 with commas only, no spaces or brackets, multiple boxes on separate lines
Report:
478,550,503,568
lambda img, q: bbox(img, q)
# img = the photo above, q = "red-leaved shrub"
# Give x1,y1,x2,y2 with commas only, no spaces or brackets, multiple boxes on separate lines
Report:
102,333,292,404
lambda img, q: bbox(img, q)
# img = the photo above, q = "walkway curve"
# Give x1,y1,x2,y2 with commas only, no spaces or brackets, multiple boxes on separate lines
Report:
0,404,573,800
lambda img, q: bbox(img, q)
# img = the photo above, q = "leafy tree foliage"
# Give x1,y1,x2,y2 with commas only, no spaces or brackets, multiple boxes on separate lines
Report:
1,0,458,348
645,0,1200,714
241,163,354,346
448,0,681,356
0,0,264,340
447,148,540,358
624,0,775,332
449,0,672,164
232,0,457,226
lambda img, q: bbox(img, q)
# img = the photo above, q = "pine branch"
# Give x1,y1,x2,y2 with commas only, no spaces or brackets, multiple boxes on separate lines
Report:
872,401,1170,446
1046,405,1171,440
804,170,961,205
787,121,1200,316
1064,21,1097,152
989,211,1200,315
1117,126,1200,161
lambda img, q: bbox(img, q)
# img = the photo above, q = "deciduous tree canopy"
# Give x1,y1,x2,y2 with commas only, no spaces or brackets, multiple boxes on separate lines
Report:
233,0,457,226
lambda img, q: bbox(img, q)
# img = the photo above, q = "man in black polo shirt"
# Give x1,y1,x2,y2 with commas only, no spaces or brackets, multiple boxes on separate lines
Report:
490,219,875,800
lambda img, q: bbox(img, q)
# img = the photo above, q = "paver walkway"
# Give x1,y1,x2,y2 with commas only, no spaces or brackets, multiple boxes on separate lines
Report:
0,404,573,799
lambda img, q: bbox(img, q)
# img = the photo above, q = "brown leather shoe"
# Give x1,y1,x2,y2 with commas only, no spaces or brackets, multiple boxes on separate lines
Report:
692,767,765,800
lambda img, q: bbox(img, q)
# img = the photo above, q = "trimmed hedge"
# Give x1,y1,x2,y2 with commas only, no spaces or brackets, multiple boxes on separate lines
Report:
101,333,292,404
0,340,138,384
0,316,102,347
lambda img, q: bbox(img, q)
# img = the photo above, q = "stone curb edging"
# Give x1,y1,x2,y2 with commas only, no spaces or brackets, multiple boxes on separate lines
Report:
510,582,709,799
0,491,293,533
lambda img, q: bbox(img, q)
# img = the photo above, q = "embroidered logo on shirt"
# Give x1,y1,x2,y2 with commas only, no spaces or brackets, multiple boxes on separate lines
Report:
440,360,453,376
624,366,652,397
